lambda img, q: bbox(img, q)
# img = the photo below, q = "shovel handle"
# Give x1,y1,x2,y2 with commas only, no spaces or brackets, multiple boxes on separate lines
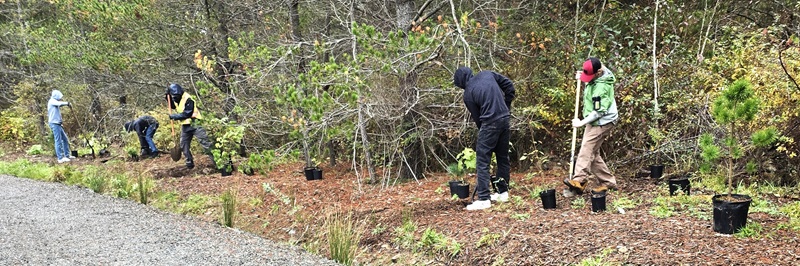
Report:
569,77,581,179
166,95,176,138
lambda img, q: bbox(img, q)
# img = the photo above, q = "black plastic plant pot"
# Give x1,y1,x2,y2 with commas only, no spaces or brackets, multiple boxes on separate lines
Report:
591,192,606,212
712,194,752,234
242,166,255,176
71,150,78,157
668,177,691,196
220,165,233,177
539,189,557,209
650,165,664,179
304,167,315,181
448,180,470,199
313,168,323,180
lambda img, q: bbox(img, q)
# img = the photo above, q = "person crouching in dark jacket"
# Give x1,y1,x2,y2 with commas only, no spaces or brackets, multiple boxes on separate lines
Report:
124,115,160,158
453,66,516,211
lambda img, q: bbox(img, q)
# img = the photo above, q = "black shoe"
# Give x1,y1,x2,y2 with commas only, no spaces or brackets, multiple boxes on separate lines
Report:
186,164,195,169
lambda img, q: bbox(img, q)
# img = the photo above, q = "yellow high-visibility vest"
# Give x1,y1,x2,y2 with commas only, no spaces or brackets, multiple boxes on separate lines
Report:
175,92,202,125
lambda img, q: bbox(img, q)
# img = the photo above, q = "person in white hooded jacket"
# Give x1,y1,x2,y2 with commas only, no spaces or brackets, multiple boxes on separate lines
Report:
47,90,74,163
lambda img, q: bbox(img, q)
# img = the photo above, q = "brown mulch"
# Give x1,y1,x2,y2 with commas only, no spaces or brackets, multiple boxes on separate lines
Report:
5,149,800,265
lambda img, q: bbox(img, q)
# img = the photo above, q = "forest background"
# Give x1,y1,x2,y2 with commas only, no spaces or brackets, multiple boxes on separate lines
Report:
1,0,799,186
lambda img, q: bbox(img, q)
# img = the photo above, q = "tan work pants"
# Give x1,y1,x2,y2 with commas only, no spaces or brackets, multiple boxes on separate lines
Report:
573,122,616,186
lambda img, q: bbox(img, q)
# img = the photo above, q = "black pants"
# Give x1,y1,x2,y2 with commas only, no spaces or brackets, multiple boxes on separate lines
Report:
475,118,511,200
180,124,214,167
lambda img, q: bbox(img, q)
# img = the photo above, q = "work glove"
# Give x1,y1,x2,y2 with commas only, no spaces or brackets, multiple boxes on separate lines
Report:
169,114,179,120
66,102,71,107
572,111,600,128
575,71,582,80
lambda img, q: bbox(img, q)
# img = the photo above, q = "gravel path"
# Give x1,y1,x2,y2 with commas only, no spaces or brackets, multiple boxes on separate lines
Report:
0,175,339,266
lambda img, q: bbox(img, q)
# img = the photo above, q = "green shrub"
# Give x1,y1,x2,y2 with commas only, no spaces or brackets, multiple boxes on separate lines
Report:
111,174,133,198
26,145,44,155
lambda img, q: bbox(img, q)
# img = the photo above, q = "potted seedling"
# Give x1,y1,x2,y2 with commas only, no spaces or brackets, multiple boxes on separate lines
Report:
211,120,245,177
647,127,666,179
662,130,694,196
531,185,557,210
447,148,476,199
699,79,778,234
311,158,323,180
240,153,258,176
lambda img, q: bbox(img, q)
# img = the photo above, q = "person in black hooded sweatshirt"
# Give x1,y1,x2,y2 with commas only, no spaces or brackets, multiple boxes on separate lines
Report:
124,115,160,158
453,66,516,211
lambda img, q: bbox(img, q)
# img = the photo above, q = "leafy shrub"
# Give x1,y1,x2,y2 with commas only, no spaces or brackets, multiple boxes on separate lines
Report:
26,145,44,155
0,110,35,143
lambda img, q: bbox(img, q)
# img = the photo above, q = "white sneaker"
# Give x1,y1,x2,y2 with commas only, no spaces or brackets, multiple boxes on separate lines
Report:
490,192,509,202
57,158,70,163
465,200,491,211
68,156,76,159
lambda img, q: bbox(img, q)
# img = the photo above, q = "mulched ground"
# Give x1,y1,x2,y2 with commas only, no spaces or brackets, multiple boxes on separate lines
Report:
6,150,800,265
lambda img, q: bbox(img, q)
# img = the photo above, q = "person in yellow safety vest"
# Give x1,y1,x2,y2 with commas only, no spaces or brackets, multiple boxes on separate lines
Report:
166,83,215,169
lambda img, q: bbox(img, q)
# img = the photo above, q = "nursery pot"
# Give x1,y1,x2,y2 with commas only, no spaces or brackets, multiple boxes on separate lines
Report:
220,162,234,177
591,192,607,212
668,176,691,196
539,189,557,209
650,165,664,179
304,167,316,181
448,180,470,199
712,194,752,234
71,150,78,158
242,166,255,176
313,168,323,180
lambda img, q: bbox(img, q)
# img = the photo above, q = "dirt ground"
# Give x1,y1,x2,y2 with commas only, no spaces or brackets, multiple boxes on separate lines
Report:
8,151,800,265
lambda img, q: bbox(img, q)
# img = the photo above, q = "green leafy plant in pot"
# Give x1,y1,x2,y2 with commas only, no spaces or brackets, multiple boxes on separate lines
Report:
210,119,245,177
240,150,276,176
647,127,666,179
699,79,778,234
447,148,476,199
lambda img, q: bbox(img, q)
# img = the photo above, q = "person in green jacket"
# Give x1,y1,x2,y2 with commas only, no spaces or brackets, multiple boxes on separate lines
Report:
565,57,619,195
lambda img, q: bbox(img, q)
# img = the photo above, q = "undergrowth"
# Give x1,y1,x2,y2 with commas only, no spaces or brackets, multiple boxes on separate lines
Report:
327,213,361,265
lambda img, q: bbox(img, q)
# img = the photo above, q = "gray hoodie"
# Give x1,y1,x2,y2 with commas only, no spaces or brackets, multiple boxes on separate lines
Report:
47,90,69,124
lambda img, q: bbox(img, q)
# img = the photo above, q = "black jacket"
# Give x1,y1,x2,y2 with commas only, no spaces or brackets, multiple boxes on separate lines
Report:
126,116,158,136
454,67,515,128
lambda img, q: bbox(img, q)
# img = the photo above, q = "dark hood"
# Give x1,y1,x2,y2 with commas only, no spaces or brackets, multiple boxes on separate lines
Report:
453,67,473,89
167,83,184,97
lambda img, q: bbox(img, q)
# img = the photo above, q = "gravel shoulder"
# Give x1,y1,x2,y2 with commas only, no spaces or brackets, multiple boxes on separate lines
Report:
0,174,339,266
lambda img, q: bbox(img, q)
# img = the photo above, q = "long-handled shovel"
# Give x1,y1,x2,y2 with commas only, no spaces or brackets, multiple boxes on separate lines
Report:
166,95,182,162
564,76,582,197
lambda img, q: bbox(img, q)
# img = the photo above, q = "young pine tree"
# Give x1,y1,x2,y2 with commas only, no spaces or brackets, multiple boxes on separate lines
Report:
698,79,778,198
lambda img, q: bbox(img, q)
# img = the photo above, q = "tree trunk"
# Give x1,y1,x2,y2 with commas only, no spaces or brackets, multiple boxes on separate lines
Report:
396,0,424,180
203,0,237,120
